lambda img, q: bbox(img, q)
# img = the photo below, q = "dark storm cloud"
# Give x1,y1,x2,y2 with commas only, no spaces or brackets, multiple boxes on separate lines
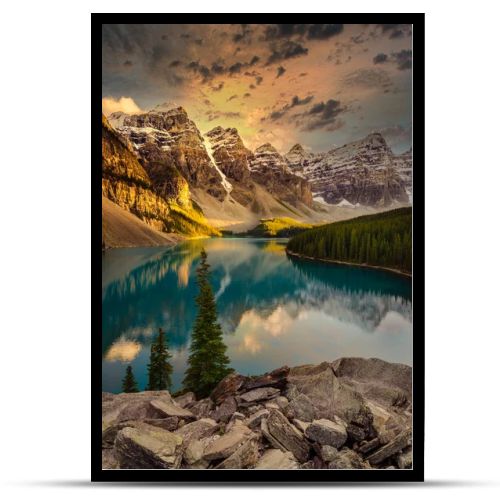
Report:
392,49,412,70
276,66,286,78
262,94,315,122
372,50,412,71
373,53,389,64
377,24,411,39
264,24,344,41
267,41,309,65
123,60,133,67
300,99,346,131
307,24,344,40
233,24,254,43
169,60,182,67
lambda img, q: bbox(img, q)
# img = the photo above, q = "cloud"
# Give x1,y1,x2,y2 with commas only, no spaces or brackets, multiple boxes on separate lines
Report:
102,96,142,116
300,99,346,131
264,24,344,41
206,110,243,122
212,82,224,92
169,60,182,68
227,94,238,102
123,60,133,67
377,24,412,39
372,50,412,71
263,94,315,122
267,40,309,65
276,66,286,78
343,68,393,91
307,24,344,40
373,53,388,64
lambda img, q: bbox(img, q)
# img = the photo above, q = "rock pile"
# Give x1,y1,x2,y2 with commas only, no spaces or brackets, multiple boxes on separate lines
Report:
102,358,413,470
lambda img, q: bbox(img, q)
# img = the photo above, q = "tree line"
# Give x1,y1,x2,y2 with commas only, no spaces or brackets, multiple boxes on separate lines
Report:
122,249,232,397
286,207,412,273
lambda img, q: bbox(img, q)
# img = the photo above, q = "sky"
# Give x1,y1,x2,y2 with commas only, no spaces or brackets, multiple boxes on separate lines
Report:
102,24,412,154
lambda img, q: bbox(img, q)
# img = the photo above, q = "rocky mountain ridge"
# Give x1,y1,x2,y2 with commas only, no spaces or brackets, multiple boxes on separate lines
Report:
102,357,412,470
285,133,412,207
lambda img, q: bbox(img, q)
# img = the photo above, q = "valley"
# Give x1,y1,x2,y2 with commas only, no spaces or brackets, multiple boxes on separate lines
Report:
102,103,412,247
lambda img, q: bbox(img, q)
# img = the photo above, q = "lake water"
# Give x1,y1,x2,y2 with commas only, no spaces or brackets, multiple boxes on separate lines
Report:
102,238,412,393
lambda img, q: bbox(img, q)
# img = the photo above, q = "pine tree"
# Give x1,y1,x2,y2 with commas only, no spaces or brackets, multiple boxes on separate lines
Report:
147,328,173,391
183,249,232,398
122,365,139,393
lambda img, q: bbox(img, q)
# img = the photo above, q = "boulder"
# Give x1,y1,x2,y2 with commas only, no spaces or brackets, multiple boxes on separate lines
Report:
274,396,289,409
367,429,412,465
188,398,214,418
102,448,120,469
202,423,254,461
320,445,339,463
261,418,288,453
328,449,371,469
174,392,196,408
305,418,348,448
215,438,260,469
210,373,247,405
266,409,310,462
174,418,218,447
292,419,310,434
397,449,413,469
237,387,281,405
245,409,270,429
288,362,372,435
114,423,183,469
150,398,195,419
243,366,290,391
255,449,299,469
143,417,179,432
184,439,205,465
211,396,237,423
287,394,316,422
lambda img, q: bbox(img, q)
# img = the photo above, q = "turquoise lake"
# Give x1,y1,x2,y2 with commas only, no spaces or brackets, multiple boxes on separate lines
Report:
102,238,412,393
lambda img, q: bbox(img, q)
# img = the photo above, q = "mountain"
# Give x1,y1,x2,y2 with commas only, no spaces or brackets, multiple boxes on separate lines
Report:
285,133,410,207
393,148,413,202
108,106,226,200
101,114,220,245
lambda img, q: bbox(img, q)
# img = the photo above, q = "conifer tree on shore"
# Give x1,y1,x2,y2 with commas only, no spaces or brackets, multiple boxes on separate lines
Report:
183,249,232,398
122,365,139,393
147,328,173,391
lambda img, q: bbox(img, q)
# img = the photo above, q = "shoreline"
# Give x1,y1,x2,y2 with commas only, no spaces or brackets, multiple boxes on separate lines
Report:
285,249,412,279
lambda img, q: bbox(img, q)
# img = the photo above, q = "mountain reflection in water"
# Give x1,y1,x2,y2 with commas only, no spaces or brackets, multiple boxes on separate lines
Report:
102,238,412,393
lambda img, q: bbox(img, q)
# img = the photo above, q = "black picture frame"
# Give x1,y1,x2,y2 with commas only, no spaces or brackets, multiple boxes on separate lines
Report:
92,13,425,483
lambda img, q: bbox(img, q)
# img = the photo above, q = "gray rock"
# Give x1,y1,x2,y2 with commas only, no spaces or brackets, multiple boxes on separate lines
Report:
261,418,288,453
328,449,371,469
367,429,412,465
397,449,412,469
266,409,310,462
245,409,269,429
215,439,260,469
174,418,218,447
292,419,310,434
237,387,281,405
275,396,289,409
150,398,195,419
211,396,237,423
358,437,381,455
242,366,290,392
184,439,205,465
288,363,372,435
189,398,214,418
174,392,196,408
320,445,339,462
210,372,247,405
143,417,179,432
114,423,183,469
287,394,316,422
202,423,254,461
255,449,299,469
264,401,280,411
305,418,348,448
102,448,120,469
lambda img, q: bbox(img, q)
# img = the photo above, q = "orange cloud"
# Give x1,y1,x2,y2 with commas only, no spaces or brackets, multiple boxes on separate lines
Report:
102,96,142,116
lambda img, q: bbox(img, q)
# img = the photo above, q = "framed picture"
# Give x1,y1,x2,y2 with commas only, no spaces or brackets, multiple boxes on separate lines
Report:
94,13,424,482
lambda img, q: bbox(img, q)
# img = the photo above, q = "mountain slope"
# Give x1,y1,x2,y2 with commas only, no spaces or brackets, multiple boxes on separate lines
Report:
102,114,220,239
102,197,183,248
285,133,410,207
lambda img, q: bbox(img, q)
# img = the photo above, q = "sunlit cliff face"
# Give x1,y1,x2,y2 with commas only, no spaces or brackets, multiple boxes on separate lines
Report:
102,23,412,154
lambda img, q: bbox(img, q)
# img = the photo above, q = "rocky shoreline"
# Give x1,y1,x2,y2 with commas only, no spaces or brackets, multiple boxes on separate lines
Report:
285,249,413,279
102,357,412,470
